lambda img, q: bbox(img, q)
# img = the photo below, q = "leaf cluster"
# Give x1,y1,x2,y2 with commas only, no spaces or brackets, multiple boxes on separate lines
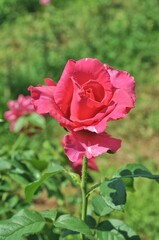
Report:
0,163,156,239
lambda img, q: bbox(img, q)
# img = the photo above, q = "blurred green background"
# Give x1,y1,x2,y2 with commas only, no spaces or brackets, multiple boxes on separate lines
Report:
0,0,159,239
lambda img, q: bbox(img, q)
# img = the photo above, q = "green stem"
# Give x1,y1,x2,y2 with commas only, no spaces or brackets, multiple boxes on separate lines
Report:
81,156,88,240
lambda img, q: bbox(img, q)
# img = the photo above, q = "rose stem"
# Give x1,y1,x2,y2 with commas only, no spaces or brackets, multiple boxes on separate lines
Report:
81,156,88,240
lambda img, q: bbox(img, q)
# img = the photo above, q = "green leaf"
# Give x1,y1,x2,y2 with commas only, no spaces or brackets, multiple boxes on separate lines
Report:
29,157,48,171
67,172,81,185
28,113,46,129
122,178,135,192
86,215,96,229
97,230,125,240
113,163,159,182
92,195,113,216
7,196,19,208
0,207,11,216
14,116,28,133
96,219,141,240
25,164,65,202
0,209,45,240
13,114,46,133
54,214,94,240
100,178,126,211
61,229,80,238
87,182,101,197
10,173,30,186
41,210,57,222
0,159,11,171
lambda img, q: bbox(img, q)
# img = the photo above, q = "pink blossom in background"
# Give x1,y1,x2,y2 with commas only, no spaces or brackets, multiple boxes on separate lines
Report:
39,0,50,5
4,94,34,131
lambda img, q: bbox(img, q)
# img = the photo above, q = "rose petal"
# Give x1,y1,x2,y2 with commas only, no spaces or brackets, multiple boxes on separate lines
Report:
107,68,136,102
44,78,56,86
73,58,110,86
28,85,74,129
54,58,111,117
73,102,115,133
106,68,136,121
54,60,75,115
70,80,104,121
28,85,56,114
62,131,121,163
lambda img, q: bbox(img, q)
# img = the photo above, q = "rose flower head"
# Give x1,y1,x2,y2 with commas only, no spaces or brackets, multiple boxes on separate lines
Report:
4,94,45,135
29,58,135,165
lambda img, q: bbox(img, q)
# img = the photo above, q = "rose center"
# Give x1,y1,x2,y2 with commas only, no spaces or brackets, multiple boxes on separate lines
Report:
81,81,105,102
83,87,95,100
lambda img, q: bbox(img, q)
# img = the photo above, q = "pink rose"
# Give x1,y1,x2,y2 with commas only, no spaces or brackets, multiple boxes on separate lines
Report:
28,58,135,134
4,94,34,131
28,58,135,163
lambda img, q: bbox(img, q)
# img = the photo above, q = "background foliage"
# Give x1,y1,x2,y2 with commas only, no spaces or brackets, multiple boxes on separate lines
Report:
0,0,159,239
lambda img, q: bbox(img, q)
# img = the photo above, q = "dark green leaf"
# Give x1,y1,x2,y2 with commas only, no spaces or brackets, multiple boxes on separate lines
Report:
113,164,159,182
0,209,45,240
54,214,94,240
97,219,140,240
25,164,65,202
86,215,96,229
92,195,113,216
61,229,80,238
100,178,126,211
